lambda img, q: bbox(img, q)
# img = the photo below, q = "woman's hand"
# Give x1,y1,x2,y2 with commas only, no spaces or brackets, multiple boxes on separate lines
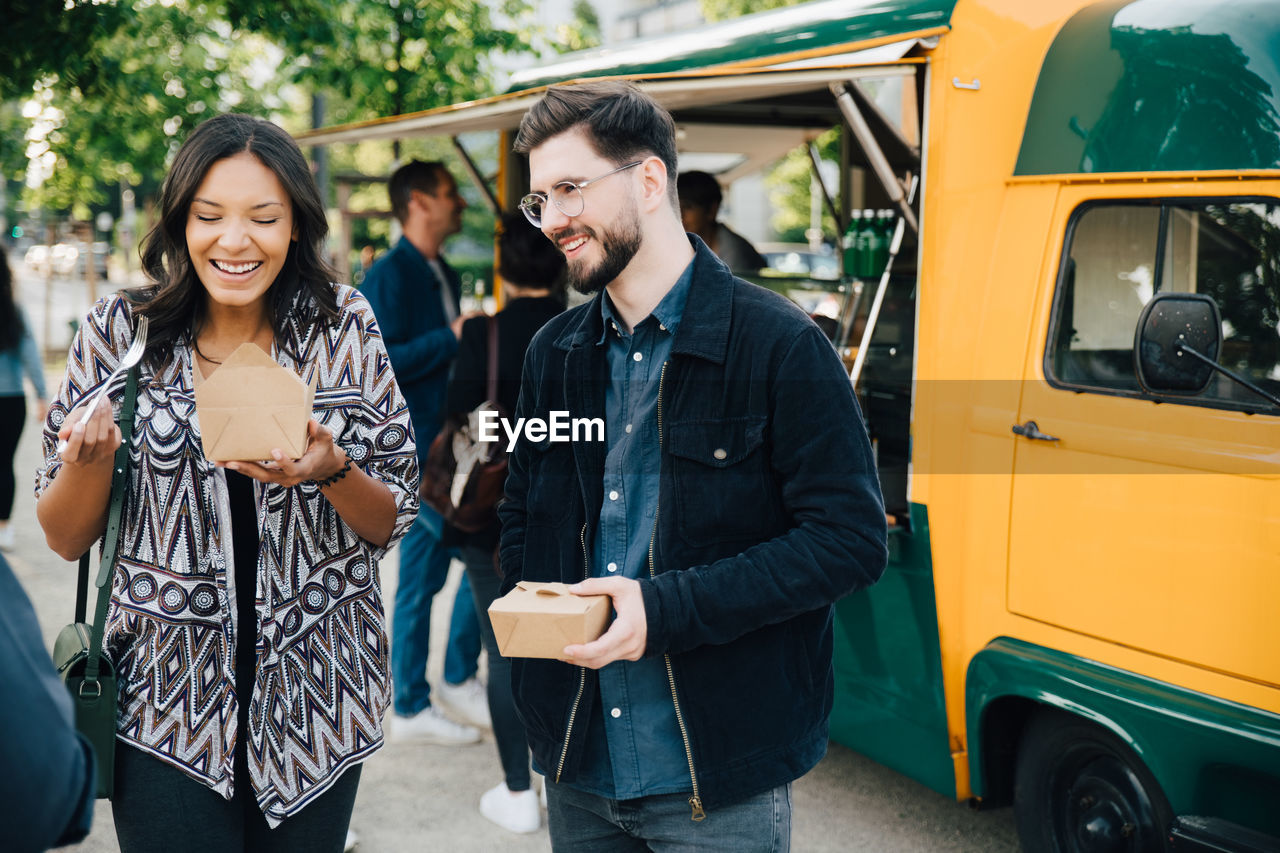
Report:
56,397,122,468
223,419,345,487
226,419,396,546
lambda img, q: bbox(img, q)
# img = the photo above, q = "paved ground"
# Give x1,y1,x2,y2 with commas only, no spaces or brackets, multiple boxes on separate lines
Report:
5,263,1021,850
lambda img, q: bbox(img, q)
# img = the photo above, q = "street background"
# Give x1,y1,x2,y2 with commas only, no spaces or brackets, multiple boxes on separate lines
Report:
5,255,1020,851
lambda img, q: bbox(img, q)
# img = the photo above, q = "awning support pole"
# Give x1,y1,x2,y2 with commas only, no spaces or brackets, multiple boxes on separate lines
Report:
830,82,918,233
806,141,843,236
850,175,919,389
451,136,501,215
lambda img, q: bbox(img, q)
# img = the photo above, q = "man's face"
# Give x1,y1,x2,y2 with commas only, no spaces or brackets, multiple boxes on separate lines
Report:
415,172,466,239
528,128,643,295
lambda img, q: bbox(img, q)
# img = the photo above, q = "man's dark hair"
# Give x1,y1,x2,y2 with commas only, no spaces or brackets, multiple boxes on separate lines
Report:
513,81,679,206
134,113,339,372
677,170,722,211
497,211,565,295
389,160,448,223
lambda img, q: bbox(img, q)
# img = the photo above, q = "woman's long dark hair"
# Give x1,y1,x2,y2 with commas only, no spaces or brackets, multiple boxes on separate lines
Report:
0,249,22,353
131,113,339,372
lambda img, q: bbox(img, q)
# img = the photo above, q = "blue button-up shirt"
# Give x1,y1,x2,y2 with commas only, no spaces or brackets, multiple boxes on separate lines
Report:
572,261,695,799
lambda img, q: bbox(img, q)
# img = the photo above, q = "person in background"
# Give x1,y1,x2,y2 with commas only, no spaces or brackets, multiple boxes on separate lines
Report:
444,212,565,834
0,249,47,550
36,113,418,850
503,80,887,851
360,160,490,743
0,552,95,852
677,170,766,274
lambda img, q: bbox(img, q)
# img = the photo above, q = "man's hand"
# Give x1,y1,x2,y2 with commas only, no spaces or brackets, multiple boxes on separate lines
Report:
450,310,487,340
224,419,345,487
562,576,647,669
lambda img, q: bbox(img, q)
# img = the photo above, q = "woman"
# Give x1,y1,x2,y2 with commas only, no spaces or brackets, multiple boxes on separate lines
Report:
0,249,47,550
35,114,418,851
445,211,565,834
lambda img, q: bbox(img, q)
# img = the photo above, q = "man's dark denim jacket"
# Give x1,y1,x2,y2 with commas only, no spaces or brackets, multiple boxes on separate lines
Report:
498,237,888,814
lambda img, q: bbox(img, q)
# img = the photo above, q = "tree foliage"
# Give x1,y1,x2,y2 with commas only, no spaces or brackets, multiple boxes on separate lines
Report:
22,2,282,216
226,0,535,126
0,1,129,102
766,128,840,243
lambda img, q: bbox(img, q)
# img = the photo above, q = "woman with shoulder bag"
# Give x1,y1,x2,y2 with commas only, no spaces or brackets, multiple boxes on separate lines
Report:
35,114,419,852
444,212,565,834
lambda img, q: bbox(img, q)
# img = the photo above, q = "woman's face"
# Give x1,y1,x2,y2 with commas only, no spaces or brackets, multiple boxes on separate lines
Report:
185,151,296,312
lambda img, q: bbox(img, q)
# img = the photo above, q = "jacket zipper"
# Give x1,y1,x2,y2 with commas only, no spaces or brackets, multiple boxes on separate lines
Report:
554,521,590,783
649,362,705,821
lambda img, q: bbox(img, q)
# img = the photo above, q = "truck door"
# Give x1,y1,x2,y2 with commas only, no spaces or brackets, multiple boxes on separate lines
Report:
1007,186,1280,692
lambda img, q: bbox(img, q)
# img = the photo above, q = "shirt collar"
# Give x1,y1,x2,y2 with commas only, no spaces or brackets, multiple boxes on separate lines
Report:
596,258,695,346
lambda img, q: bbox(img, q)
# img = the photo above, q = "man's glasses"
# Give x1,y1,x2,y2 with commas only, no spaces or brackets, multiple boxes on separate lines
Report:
519,161,643,228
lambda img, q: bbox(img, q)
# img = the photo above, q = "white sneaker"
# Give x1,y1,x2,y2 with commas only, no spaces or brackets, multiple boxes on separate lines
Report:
0,525,13,550
438,677,492,729
479,782,541,834
343,828,358,852
390,705,481,745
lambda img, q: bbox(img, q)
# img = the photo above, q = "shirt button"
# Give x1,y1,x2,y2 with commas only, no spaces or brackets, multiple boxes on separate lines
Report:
632,352,643,362
659,323,667,331
625,424,633,434
610,707,622,719
713,448,728,460
609,490,619,501
607,562,618,573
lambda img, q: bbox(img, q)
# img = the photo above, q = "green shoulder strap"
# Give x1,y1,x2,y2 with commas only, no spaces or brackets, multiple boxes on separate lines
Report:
83,366,140,686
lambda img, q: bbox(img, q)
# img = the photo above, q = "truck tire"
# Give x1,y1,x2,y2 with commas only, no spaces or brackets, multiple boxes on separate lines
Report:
1013,708,1174,852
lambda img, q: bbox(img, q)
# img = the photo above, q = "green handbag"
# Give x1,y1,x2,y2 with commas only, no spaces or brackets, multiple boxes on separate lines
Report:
51,365,138,800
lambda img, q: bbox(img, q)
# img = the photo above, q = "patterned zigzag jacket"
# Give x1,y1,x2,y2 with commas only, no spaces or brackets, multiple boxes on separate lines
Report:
36,286,420,825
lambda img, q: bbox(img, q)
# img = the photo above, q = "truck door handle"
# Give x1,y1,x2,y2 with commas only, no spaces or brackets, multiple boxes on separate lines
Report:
1011,420,1060,442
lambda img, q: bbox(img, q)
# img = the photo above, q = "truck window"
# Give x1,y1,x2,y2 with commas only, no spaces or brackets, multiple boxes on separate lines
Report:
1048,200,1280,411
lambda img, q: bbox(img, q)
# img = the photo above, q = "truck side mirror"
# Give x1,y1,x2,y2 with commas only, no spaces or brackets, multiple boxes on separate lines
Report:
1134,292,1221,395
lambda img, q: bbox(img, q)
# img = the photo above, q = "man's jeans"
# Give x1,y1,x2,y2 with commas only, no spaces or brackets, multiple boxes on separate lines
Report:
545,781,791,852
390,506,481,716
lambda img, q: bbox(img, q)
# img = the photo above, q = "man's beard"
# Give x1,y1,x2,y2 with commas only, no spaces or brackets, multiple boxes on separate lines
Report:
563,205,643,295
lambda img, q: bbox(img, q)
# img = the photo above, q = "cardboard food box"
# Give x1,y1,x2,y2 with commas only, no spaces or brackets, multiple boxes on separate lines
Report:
488,582,611,659
194,343,316,462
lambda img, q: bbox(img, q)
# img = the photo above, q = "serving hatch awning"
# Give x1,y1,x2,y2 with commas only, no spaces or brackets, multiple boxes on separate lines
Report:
294,53,925,159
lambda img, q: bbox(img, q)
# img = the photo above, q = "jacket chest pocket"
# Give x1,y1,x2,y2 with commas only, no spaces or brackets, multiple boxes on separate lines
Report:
526,437,577,527
666,416,769,547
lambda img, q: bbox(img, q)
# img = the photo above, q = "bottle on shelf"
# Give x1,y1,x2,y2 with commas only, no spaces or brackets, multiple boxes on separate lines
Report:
842,209,863,278
868,209,894,278
855,209,880,279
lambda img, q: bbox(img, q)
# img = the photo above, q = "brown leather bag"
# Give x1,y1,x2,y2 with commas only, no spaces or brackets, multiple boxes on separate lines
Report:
420,317,507,533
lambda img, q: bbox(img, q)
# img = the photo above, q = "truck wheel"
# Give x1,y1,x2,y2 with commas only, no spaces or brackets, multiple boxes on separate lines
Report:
1013,709,1173,852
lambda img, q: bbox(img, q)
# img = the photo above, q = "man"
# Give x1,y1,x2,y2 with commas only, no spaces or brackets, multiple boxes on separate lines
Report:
361,160,488,744
500,81,888,850
1,553,96,851
677,169,767,274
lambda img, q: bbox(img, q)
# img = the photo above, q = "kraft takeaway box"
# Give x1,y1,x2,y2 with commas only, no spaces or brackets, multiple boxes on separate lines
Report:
488,582,611,659
194,343,316,462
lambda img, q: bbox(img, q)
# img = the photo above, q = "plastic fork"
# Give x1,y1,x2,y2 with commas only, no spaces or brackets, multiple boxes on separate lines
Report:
56,316,150,454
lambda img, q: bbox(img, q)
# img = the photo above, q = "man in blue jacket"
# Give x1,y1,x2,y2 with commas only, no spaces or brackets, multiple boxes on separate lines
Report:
1,553,95,851
361,161,488,744
500,81,889,851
